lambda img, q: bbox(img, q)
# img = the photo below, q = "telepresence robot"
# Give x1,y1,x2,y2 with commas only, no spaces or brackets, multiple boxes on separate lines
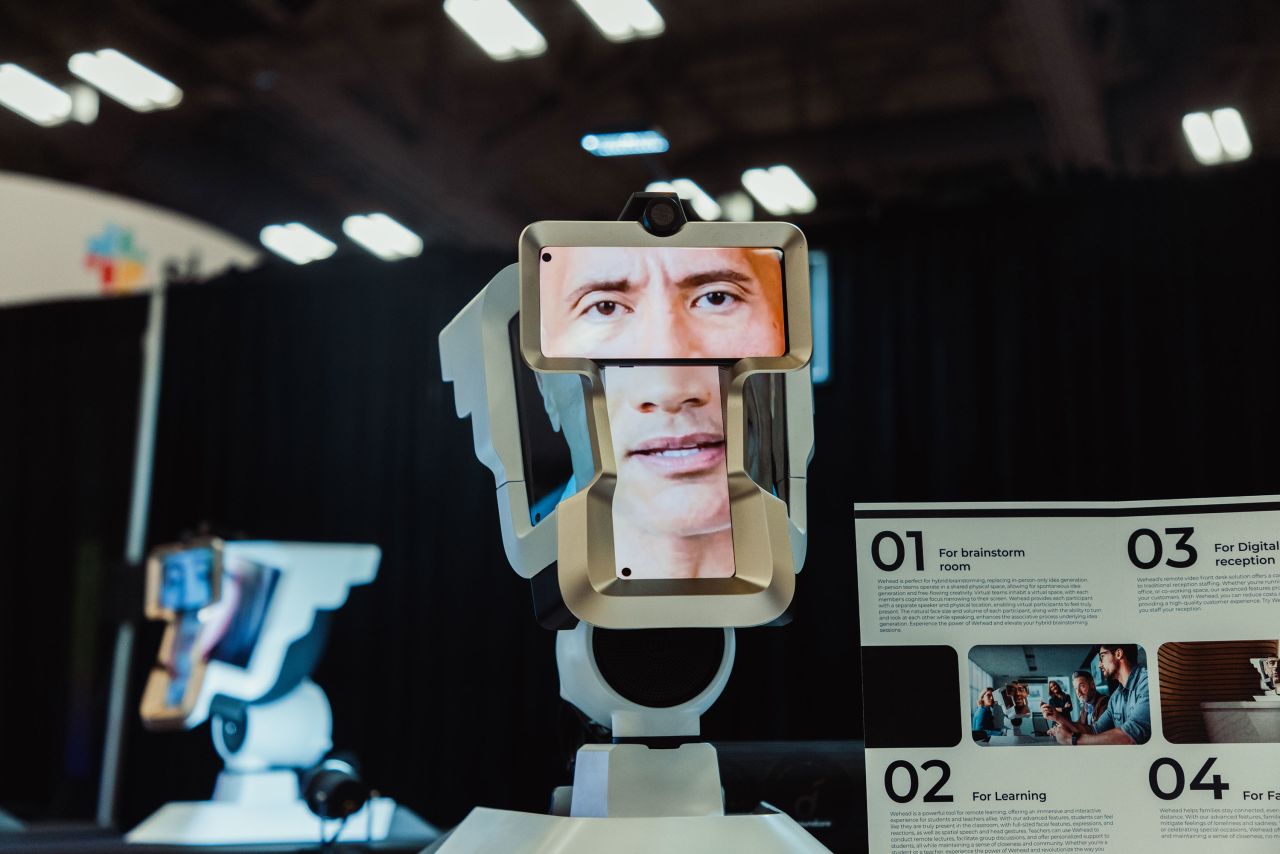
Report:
438,194,824,851
126,539,430,846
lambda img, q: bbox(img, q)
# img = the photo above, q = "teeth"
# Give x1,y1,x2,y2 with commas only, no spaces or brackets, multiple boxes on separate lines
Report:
657,447,699,457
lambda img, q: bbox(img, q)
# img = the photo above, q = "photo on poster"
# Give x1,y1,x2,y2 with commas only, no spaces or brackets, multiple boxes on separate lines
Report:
1158,640,1280,744
968,644,1150,746
604,364,735,579
862,645,961,749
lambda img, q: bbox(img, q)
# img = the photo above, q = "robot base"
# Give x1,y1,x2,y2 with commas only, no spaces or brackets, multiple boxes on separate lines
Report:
434,807,828,853
125,770,416,846
431,743,828,853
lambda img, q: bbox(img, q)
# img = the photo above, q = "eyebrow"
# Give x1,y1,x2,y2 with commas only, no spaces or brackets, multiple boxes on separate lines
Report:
564,279,631,310
563,268,755,310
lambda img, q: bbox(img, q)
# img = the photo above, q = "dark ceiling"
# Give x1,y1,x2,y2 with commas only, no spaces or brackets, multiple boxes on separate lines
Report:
2,0,1277,253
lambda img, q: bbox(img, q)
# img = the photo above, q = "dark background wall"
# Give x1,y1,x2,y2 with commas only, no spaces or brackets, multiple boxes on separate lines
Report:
0,296,147,819
4,162,1280,829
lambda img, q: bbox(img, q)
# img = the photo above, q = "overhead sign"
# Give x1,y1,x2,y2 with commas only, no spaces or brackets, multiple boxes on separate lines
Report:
0,171,260,306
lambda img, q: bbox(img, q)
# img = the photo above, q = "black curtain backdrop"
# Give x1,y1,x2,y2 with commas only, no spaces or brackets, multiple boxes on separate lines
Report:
0,295,147,820
6,162,1278,832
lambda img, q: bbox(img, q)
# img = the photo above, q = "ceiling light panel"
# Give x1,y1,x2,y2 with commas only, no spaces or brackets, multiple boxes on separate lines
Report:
444,0,547,61
1211,108,1252,161
571,0,665,43
0,64,73,126
717,191,754,223
646,179,721,221
1181,112,1224,165
260,223,337,265
581,130,669,156
741,165,817,216
68,50,182,112
343,214,424,261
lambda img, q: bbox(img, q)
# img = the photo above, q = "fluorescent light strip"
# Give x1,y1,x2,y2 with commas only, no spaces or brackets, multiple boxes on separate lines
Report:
1182,112,1223,165
1211,108,1252,161
571,0,664,42
717,190,754,222
671,179,720,221
581,130,669,156
259,223,337,265
645,178,721,221
741,169,789,215
68,50,182,112
742,165,817,216
0,64,72,126
444,0,547,61
343,214,424,261
747,165,814,215
66,83,99,124
768,166,817,214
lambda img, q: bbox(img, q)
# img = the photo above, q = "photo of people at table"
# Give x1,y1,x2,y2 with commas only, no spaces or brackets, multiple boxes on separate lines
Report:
969,644,1150,746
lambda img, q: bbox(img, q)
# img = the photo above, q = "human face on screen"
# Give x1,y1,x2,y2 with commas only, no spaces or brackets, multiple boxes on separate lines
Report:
540,246,785,359
605,365,734,579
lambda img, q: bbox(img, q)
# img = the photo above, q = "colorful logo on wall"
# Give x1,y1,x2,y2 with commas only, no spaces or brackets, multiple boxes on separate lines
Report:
85,224,148,294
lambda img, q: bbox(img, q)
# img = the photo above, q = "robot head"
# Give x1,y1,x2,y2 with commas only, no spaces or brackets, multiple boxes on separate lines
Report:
441,215,814,629
139,539,380,730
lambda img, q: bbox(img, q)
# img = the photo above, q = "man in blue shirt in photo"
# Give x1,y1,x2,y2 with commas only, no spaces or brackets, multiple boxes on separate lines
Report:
1042,645,1150,745
1072,669,1108,731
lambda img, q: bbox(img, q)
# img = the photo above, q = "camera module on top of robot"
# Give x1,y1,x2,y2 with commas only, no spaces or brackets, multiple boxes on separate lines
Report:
618,191,687,237
642,196,682,236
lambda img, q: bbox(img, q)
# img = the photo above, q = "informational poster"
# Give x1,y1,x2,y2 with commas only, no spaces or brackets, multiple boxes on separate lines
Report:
854,497,1280,853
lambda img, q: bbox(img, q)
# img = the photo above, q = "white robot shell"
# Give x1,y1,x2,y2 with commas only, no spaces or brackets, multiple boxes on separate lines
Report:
439,264,559,579
556,622,735,739
144,541,381,730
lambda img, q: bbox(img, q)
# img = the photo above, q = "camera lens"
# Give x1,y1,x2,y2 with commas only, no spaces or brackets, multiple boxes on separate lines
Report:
646,199,677,229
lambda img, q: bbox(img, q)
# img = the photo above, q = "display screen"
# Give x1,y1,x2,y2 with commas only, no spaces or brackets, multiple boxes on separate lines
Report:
205,558,279,668
539,246,786,359
156,556,279,711
605,364,735,579
159,547,215,612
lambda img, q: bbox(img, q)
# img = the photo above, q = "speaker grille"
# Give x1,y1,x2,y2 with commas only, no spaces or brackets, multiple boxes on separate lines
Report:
592,628,725,708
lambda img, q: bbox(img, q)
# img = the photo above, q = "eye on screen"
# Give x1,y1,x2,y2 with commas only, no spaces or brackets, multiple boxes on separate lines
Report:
539,246,785,360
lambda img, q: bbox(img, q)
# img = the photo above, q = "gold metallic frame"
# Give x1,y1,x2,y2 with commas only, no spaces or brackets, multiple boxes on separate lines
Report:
518,221,811,628
140,537,224,728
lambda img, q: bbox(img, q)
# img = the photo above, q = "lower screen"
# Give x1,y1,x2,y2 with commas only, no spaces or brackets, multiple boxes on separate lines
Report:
604,365,736,579
205,558,280,668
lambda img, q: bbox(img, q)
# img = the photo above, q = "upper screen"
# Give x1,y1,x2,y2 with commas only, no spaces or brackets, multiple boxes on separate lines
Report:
160,547,215,612
539,246,785,359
